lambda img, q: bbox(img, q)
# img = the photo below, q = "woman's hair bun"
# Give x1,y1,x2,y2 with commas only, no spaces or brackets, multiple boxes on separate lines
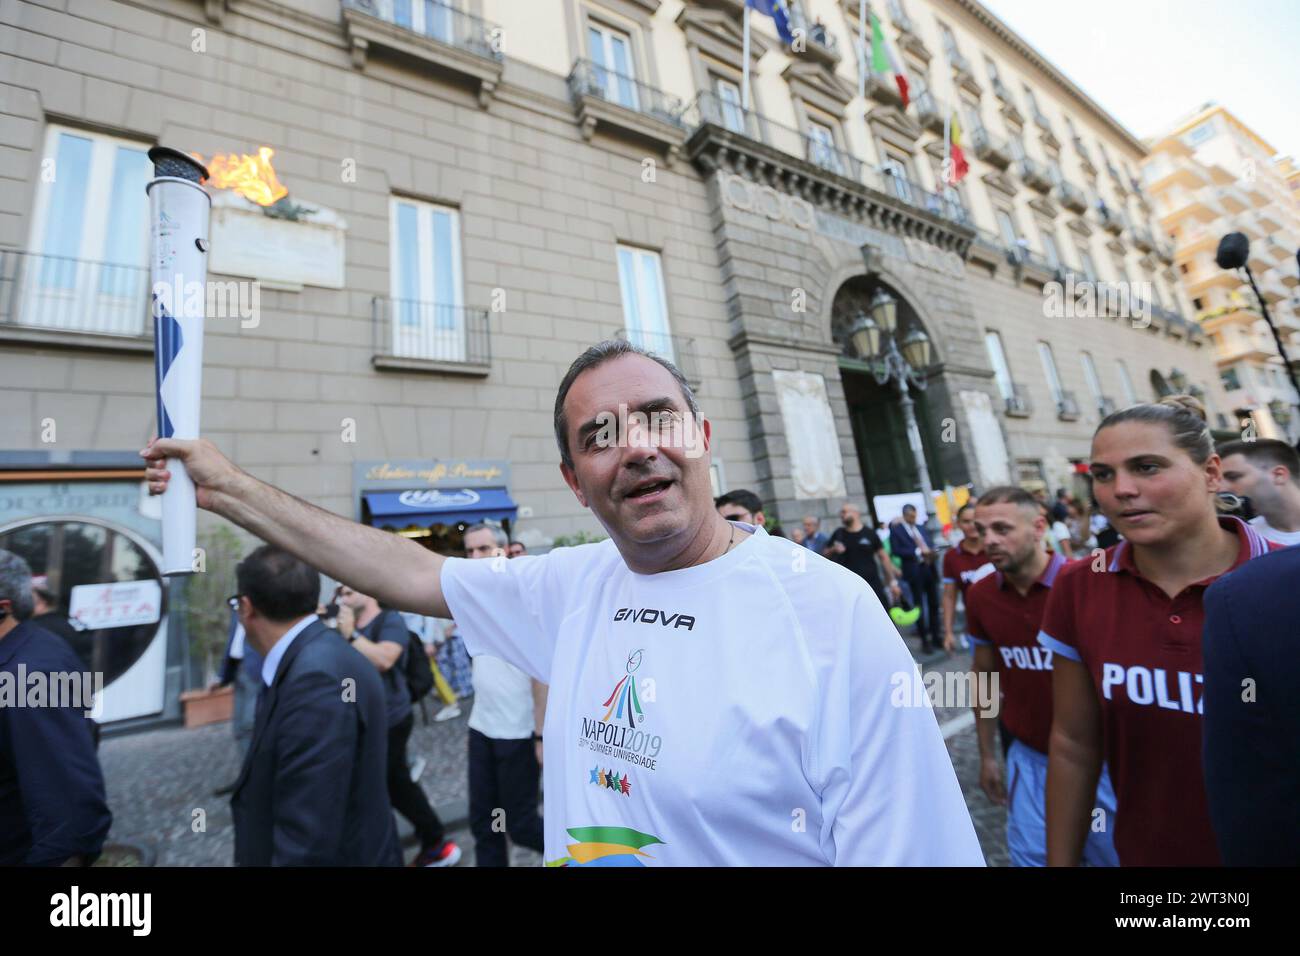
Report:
1158,393,1207,423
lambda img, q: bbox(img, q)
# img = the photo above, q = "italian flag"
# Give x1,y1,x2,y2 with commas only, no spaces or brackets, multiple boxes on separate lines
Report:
948,111,969,184
869,12,909,108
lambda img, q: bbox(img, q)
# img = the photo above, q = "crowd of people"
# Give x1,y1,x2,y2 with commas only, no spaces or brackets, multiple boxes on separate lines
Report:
2,337,1298,867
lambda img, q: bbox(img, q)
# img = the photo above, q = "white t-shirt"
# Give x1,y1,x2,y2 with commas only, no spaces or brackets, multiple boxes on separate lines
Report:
468,655,535,740
1249,515,1300,547
440,523,983,867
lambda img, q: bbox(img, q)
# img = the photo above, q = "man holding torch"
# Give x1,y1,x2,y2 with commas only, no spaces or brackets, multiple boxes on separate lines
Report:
143,339,982,866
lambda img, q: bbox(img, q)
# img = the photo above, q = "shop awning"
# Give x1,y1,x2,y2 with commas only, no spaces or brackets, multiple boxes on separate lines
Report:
363,487,517,528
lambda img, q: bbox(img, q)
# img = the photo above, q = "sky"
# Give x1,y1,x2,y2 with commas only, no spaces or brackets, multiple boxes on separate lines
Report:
980,0,1300,159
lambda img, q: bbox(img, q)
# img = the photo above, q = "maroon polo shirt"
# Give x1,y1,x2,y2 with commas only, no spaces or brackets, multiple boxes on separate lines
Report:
965,551,1067,755
942,540,995,599
1038,516,1278,866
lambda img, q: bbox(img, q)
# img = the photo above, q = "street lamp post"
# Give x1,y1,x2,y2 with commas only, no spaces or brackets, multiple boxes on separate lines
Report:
848,287,940,541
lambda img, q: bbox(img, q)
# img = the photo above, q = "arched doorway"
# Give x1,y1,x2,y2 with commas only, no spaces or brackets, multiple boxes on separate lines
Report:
832,275,946,524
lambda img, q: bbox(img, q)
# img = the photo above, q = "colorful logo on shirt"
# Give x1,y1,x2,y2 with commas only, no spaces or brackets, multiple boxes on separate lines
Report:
601,649,645,727
589,766,632,795
546,826,664,867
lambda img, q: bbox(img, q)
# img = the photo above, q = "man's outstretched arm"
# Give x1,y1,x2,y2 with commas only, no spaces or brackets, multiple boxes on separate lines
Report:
142,437,450,617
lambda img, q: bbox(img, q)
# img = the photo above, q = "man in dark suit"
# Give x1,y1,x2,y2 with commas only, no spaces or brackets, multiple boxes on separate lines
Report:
1202,544,1300,866
890,504,943,655
0,550,111,866
230,545,400,866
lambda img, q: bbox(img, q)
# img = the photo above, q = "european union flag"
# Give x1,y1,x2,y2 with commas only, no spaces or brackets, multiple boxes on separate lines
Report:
747,0,794,45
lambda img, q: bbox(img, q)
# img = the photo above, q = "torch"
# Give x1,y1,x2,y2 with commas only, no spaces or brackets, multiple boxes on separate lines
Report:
147,146,211,575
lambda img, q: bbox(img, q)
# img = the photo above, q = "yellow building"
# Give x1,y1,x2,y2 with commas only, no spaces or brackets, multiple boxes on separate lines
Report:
1145,104,1300,443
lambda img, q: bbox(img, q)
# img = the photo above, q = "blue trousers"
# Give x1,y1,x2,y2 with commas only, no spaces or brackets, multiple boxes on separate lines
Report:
1006,739,1119,867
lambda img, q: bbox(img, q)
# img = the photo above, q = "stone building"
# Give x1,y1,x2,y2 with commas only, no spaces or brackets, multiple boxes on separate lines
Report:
0,0,1234,724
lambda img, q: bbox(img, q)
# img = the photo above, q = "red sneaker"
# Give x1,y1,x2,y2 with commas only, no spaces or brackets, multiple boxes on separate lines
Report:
411,840,462,868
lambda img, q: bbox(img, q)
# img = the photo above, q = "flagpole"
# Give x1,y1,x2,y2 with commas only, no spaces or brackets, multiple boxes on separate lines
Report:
742,3,752,112
943,101,951,186
858,0,866,101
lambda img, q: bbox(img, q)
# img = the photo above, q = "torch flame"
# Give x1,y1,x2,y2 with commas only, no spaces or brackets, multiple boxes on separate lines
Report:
192,146,288,206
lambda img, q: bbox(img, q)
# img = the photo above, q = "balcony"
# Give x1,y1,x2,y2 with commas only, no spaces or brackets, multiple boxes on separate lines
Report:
948,51,983,96
1098,203,1126,236
1215,184,1250,214
1155,237,1176,264
1056,390,1081,421
1017,157,1053,193
1098,396,1117,417
1033,110,1054,135
0,249,151,350
341,0,504,107
914,90,945,136
615,328,700,387
864,72,908,110
1054,180,1088,214
1004,383,1033,417
371,297,490,375
1073,138,1096,176
1259,273,1288,304
568,59,687,165
1107,164,1128,196
991,77,1014,105
1132,226,1156,253
1256,206,1285,236
971,127,1011,170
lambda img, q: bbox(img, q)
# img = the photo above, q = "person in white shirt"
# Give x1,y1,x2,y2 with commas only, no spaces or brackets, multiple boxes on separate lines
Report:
141,339,983,867
462,521,547,867
1217,439,1300,547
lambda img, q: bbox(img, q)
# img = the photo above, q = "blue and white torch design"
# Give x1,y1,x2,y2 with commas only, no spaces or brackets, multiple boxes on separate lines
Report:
147,146,211,575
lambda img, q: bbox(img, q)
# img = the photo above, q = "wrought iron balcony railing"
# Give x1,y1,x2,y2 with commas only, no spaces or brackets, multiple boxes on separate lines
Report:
682,92,969,228
1057,390,1081,421
914,90,945,135
1005,383,1032,417
372,296,490,368
568,59,685,128
616,327,700,387
0,249,150,339
341,0,503,62
971,126,1011,170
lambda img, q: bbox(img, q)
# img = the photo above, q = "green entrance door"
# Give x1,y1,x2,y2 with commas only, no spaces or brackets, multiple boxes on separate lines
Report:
840,363,945,521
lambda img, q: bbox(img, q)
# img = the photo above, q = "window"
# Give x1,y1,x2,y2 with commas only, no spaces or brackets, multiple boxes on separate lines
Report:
1079,249,1098,279
616,245,674,362
1038,341,1064,403
996,208,1019,247
392,0,453,42
1184,121,1216,147
1220,366,1241,391
24,124,152,334
984,57,1001,83
388,197,464,361
714,77,745,133
1080,351,1104,403
588,21,637,108
1039,227,1061,268
881,153,914,204
1116,359,1137,404
807,120,841,175
1009,135,1026,162
938,22,960,60
984,331,1015,401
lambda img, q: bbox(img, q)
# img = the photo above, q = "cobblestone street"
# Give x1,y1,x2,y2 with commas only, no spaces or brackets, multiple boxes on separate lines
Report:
98,631,1007,867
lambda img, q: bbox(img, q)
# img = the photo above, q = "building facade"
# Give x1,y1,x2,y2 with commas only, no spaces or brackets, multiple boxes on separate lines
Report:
0,0,1234,723
1144,104,1300,444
